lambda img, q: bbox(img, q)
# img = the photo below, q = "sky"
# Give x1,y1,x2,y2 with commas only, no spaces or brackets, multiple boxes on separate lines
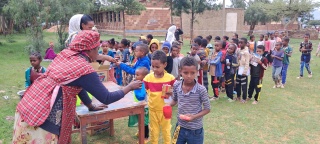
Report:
216,0,320,20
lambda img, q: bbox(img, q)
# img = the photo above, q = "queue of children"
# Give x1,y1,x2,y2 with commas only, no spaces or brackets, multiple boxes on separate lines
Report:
24,28,313,144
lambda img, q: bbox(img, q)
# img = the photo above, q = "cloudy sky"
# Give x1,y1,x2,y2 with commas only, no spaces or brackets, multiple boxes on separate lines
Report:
215,0,320,19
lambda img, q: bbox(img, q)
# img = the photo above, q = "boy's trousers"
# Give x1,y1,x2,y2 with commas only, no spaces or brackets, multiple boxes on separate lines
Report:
236,75,248,100
225,74,234,99
149,110,171,144
248,76,263,101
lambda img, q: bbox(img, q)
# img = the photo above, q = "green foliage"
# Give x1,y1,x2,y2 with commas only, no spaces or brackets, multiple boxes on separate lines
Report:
265,0,319,29
4,0,46,53
244,2,269,26
100,0,146,15
0,0,9,14
44,0,94,51
308,20,320,28
230,0,247,9
3,0,94,51
171,0,219,38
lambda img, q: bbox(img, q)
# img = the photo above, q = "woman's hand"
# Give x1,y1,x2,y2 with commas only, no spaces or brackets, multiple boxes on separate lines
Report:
128,80,143,90
88,104,108,111
106,56,117,63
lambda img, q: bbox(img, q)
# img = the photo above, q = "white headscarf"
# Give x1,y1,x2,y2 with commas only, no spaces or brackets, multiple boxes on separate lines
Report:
68,14,83,35
165,25,177,45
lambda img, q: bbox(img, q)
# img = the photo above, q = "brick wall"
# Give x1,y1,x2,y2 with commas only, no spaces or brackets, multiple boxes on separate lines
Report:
244,23,299,35
181,8,245,39
94,0,173,36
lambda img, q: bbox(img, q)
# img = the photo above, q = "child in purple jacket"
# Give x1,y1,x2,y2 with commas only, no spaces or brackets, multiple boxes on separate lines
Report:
44,42,57,60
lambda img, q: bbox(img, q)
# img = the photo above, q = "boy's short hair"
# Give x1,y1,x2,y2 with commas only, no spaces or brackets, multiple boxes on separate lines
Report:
136,67,149,76
30,52,42,60
283,37,290,42
223,36,229,41
240,37,248,44
215,36,221,41
256,45,265,51
152,50,167,64
172,41,181,46
232,38,239,46
147,34,153,39
201,39,208,47
191,43,199,48
276,41,283,46
172,45,179,50
206,35,212,41
304,33,310,38
260,34,264,38
215,40,223,46
137,43,149,55
234,33,238,38
180,57,198,70
193,37,202,45
249,35,254,40
141,39,148,44
197,36,203,39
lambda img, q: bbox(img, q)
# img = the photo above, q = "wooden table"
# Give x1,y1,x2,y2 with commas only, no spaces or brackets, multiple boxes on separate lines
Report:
73,81,146,144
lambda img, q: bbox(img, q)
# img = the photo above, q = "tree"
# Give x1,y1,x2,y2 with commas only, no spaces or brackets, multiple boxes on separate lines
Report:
173,0,219,39
265,0,320,33
244,1,270,36
308,20,320,28
4,0,46,53
44,0,94,50
299,12,314,30
230,0,247,9
100,0,146,38
3,0,94,51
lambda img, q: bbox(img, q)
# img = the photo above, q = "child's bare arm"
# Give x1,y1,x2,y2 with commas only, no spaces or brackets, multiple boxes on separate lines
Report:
169,100,177,107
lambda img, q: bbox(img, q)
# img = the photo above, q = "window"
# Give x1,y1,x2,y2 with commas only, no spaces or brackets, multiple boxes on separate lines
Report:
106,12,109,22
113,12,116,22
109,12,113,22
261,21,266,25
99,13,103,23
92,14,96,23
118,12,121,22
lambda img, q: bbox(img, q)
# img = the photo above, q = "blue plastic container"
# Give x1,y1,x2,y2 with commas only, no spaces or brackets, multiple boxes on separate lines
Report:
133,83,146,101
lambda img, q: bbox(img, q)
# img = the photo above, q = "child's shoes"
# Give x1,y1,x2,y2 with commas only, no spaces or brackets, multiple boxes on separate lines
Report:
228,98,234,102
252,101,258,104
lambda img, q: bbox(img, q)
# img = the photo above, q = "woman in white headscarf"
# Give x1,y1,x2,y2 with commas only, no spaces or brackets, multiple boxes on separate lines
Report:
66,14,116,63
165,25,177,45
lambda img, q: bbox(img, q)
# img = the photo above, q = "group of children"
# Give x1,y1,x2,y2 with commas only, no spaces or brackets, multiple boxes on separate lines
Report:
24,30,315,144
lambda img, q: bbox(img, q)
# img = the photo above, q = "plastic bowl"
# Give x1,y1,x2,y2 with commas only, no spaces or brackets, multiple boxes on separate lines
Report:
17,90,25,100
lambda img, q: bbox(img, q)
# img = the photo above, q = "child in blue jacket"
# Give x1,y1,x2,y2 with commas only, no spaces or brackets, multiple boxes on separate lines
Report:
25,52,46,88
115,43,151,77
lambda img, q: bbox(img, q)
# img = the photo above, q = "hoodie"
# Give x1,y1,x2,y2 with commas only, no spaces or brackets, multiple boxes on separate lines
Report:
162,41,173,73
120,56,151,75
166,25,177,44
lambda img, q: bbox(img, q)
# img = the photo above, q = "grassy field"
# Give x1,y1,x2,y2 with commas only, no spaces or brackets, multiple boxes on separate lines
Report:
0,32,319,144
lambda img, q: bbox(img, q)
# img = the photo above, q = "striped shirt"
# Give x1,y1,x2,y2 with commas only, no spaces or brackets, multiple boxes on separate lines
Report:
173,80,211,130
144,72,176,111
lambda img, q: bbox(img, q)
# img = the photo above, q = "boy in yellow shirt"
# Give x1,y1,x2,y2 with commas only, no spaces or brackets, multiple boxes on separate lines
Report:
143,50,176,144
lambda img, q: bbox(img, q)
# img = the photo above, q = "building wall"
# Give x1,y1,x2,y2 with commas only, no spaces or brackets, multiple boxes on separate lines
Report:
181,8,245,38
93,0,174,36
244,23,299,34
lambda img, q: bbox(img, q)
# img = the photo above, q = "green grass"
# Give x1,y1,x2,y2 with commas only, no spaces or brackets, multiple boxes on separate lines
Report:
0,32,320,143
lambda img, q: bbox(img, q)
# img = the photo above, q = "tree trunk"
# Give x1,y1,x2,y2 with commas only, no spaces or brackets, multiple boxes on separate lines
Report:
190,0,194,42
180,14,183,43
248,23,255,36
170,0,173,24
284,14,298,36
122,11,126,38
